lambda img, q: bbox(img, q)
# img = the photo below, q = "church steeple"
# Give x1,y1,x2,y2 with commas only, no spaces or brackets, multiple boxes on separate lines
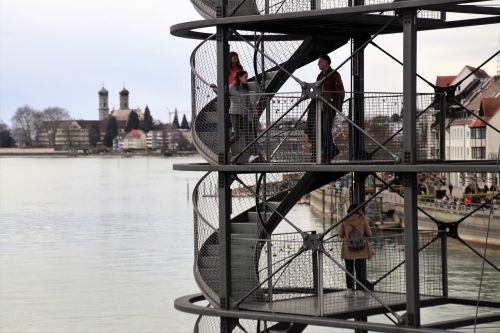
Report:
98,85,109,120
119,86,129,109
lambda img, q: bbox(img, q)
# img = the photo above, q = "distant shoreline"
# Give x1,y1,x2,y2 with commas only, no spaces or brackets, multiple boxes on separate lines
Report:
0,148,199,158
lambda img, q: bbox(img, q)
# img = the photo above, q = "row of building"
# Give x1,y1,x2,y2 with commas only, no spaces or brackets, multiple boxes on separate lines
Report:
435,65,499,189
36,87,191,152
34,65,498,188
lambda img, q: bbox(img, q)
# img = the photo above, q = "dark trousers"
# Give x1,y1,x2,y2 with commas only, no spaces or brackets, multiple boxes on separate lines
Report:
306,106,337,162
229,114,245,145
345,259,367,290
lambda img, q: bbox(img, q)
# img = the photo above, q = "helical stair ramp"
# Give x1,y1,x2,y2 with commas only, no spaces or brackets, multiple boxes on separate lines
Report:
190,0,349,314
188,1,378,332
186,1,450,332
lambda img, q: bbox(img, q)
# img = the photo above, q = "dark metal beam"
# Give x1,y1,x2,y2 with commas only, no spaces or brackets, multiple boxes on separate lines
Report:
175,294,456,333
423,313,500,329
402,8,420,328
447,297,500,308
437,16,500,29
216,3,234,333
427,4,500,15
171,0,493,39
172,162,500,173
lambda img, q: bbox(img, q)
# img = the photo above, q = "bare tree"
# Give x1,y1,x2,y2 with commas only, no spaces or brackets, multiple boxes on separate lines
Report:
88,122,101,147
42,106,70,147
11,105,40,146
0,121,15,147
62,121,75,149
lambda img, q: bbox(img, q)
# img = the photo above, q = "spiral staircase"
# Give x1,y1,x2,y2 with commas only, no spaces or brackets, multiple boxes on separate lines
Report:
188,1,355,315
173,1,500,332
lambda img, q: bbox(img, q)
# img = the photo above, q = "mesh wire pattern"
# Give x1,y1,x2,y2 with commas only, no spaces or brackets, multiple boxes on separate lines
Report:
191,0,443,19
191,32,304,163
195,313,279,333
194,91,440,164
193,172,305,305
191,26,443,164
231,230,445,317
193,172,446,324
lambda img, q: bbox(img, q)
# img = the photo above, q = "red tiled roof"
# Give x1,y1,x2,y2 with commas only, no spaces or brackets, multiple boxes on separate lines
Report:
436,76,456,88
480,97,500,118
126,129,144,139
469,98,500,127
469,119,486,128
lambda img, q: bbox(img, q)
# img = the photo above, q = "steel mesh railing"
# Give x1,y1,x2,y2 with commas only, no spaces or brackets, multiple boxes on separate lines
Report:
193,172,445,317
193,171,304,306
190,0,443,19
191,32,305,163
210,92,440,164
194,173,221,303
194,313,279,333
231,230,444,316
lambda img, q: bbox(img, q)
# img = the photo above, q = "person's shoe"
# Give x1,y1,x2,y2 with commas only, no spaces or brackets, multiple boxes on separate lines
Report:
356,290,365,298
343,289,355,298
248,155,259,163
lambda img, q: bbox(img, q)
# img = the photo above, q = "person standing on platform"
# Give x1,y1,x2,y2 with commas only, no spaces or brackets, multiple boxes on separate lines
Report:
228,70,259,163
306,54,345,163
339,204,374,298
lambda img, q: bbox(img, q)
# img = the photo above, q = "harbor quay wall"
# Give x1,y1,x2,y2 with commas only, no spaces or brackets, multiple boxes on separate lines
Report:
309,189,499,247
385,193,500,248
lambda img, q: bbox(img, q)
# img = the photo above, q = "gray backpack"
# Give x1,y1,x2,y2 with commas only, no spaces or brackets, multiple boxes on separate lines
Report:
347,228,365,251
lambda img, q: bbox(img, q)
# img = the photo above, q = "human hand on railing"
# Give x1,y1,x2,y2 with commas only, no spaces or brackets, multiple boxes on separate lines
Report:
209,83,217,89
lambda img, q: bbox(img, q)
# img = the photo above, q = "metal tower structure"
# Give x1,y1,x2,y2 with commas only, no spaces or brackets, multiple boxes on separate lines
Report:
172,1,500,332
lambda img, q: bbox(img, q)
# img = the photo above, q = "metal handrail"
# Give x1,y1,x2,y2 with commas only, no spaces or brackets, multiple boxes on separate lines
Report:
192,172,218,232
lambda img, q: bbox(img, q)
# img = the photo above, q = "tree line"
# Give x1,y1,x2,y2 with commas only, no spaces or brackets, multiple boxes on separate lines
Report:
1,105,70,147
1,105,190,148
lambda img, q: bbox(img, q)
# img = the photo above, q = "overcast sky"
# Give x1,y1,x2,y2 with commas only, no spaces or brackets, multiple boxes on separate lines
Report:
0,0,498,125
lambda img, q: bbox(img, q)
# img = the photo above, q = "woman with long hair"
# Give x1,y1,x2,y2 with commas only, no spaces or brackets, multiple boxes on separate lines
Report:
229,70,258,162
339,203,374,298
228,52,243,85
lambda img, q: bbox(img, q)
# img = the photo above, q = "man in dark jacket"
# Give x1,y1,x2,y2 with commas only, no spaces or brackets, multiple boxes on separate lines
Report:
306,54,345,163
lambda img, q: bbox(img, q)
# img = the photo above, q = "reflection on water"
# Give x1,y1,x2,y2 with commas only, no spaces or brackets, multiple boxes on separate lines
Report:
0,157,498,332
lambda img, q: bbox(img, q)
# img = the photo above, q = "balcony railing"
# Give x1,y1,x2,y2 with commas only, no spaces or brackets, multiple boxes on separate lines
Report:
191,0,444,20
192,91,441,164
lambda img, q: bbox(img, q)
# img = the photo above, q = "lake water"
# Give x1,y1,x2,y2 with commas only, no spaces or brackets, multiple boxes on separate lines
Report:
0,157,498,333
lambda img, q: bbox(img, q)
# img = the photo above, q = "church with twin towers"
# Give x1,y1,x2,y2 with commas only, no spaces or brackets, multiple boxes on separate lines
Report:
98,86,143,123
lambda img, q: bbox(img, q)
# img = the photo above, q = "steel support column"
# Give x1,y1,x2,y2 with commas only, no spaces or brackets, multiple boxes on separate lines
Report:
350,9,369,329
438,92,447,161
440,231,448,298
350,33,367,161
402,8,420,328
350,28,368,207
216,2,233,332
216,0,230,165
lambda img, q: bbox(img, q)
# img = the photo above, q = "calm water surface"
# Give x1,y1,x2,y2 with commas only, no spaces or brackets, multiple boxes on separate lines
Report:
0,157,498,332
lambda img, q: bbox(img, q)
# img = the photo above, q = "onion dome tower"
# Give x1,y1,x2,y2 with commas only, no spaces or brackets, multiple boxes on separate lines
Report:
119,86,129,109
98,86,109,121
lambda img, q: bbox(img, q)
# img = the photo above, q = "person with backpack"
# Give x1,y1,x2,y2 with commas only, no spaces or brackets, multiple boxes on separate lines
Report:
339,204,374,298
